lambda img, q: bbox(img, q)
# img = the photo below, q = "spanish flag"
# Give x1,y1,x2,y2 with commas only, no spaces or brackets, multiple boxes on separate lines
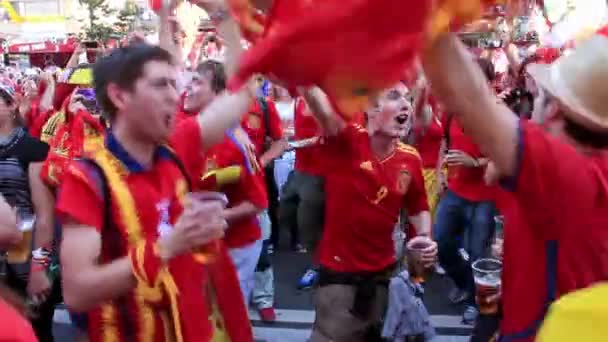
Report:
228,0,504,121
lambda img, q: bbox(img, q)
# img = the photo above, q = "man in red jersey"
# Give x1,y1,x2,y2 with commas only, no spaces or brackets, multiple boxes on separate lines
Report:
199,127,268,305
240,89,286,259
279,96,328,288
433,58,497,325
423,29,608,342
301,84,437,341
57,3,257,341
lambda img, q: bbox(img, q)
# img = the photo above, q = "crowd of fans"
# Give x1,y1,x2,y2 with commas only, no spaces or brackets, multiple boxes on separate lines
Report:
0,1,607,342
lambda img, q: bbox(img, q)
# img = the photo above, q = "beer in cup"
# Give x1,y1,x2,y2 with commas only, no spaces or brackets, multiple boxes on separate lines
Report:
7,215,35,264
406,237,434,282
187,192,228,264
472,258,502,314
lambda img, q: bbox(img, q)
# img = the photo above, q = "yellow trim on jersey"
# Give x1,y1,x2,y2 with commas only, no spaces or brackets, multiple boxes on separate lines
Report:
397,142,422,160
40,111,65,144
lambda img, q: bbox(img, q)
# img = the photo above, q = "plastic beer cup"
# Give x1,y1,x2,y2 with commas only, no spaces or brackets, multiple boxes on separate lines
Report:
406,237,434,282
472,258,502,314
187,192,228,264
7,214,35,264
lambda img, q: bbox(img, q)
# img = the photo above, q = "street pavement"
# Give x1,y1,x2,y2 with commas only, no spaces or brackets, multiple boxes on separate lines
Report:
52,250,472,341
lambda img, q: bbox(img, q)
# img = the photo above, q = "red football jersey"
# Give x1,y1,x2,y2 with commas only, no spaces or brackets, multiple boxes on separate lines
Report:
318,124,429,273
293,97,327,176
445,116,494,201
413,114,443,169
56,135,196,342
170,117,205,187
203,133,268,248
241,99,283,156
497,121,608,340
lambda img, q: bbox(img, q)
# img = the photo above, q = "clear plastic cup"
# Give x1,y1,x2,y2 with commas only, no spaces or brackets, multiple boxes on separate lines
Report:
406,237,435,282
472,258,502,314
8,214,35,264
187,192,228,264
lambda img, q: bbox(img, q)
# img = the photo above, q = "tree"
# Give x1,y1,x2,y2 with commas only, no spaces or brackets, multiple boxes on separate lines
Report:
115,0,142,35
77,0,118,42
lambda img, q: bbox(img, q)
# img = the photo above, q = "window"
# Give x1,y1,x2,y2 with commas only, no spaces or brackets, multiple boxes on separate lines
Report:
7,0,61,17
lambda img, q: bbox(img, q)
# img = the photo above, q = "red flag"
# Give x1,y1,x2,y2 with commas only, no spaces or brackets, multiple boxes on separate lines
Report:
228,0,434,120
227,0,509,119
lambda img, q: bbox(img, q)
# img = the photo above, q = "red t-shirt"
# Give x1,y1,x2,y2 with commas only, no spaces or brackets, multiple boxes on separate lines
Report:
413,115,443,169
174,109,194,125
293,97,327,176
203,134,268,248
0,300,37,342
241,99,283,156
498,121,608,340
446,116,494,201
318,124,429,273
170,117,206,188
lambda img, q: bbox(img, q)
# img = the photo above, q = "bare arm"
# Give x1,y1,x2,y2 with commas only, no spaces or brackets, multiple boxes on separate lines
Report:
224,202,263,226
158,2,184,67
299,87,346,136
409,211,432,237
38,74,55,113
65,45,84,69
422,34,519,178
260,139,288,167
60,221,135,312
28,163,54,250
197,13,254,150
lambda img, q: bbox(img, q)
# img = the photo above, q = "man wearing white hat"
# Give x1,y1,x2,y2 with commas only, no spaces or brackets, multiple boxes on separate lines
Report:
422,26,608,341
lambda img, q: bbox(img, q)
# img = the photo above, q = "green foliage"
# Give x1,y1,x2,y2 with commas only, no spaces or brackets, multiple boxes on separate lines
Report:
115,0,142,34
77,0,119,41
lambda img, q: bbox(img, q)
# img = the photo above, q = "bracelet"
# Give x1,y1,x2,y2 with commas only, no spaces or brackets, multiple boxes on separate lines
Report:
208,8,230,25
31,247,51,267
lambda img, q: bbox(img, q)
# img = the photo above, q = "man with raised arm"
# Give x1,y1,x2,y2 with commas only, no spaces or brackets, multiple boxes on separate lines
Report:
56,1,257,341
422,29,608,341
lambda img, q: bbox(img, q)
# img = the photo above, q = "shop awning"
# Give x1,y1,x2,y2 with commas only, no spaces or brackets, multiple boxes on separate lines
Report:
7,40,77,54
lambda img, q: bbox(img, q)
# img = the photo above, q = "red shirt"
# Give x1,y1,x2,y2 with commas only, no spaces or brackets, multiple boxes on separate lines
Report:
56,133,202,342
446,116,493,201
170,117,206,189
175,110,194,125
241,99,283,155
318,124,429,273
498,121,608,340
0,300,37,342
293,97,327,176
413,115,443,169
203,133,268,248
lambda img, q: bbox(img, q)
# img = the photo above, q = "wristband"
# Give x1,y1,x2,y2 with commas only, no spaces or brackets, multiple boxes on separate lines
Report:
31,248,51,268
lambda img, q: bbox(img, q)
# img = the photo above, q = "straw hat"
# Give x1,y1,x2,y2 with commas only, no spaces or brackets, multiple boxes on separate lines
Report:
527,29,608,132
